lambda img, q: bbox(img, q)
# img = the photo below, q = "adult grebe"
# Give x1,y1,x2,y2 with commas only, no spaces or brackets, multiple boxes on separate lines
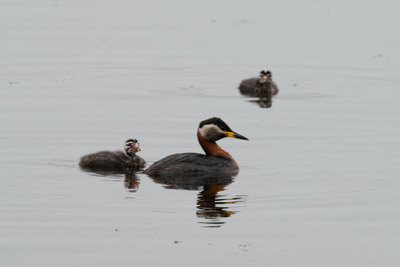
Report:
144,117,248,177
239,70,279,98
79,139,145,172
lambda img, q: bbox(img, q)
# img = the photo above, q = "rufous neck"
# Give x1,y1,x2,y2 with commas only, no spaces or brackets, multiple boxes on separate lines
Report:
197,130,230,157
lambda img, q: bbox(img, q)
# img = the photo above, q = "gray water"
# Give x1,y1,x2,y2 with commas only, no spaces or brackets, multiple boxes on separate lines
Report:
1,0,399,266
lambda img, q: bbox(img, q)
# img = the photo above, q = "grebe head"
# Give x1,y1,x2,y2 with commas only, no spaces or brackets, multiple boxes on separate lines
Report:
124,139,141,157
198,117,249,142
259,70,272,84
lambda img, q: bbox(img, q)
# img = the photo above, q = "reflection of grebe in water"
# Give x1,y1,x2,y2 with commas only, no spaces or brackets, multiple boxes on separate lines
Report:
197,183,236,226
144,117,248,178
147,170,244,228
79,139,145,172
239,70,279,100
124,171,141,192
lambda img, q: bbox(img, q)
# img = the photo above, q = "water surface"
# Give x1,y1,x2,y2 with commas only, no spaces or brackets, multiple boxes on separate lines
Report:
1,0,399,266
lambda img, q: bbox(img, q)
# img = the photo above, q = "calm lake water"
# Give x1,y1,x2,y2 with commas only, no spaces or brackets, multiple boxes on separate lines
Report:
1,0,399,266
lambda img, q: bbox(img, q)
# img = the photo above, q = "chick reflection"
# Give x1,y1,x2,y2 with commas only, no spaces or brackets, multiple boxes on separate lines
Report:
248,98,272,108
123,171,141,192
147,171,245,227
79,167,141,193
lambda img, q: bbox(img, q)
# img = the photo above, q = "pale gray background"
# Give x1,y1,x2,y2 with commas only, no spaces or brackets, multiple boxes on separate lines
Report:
1,0,399,266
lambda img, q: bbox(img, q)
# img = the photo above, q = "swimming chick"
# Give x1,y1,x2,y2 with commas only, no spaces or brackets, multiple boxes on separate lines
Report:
79,139,145,172
239,70,279,99
144,117,248,177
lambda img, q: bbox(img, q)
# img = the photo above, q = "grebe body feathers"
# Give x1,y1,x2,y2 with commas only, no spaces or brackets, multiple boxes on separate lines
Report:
144,118,248,177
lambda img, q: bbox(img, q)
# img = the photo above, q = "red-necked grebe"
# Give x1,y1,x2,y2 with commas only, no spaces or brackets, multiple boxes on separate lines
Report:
144,117,248,177
239,70,279,99
79,139,145,172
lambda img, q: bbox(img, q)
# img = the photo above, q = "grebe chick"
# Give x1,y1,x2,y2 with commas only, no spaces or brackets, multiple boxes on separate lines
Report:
239,70,279,98
79,139,145,172
144,117,248,178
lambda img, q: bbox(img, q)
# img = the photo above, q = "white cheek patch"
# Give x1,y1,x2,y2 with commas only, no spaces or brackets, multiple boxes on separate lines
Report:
124,142,135,152
199,124,224,140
